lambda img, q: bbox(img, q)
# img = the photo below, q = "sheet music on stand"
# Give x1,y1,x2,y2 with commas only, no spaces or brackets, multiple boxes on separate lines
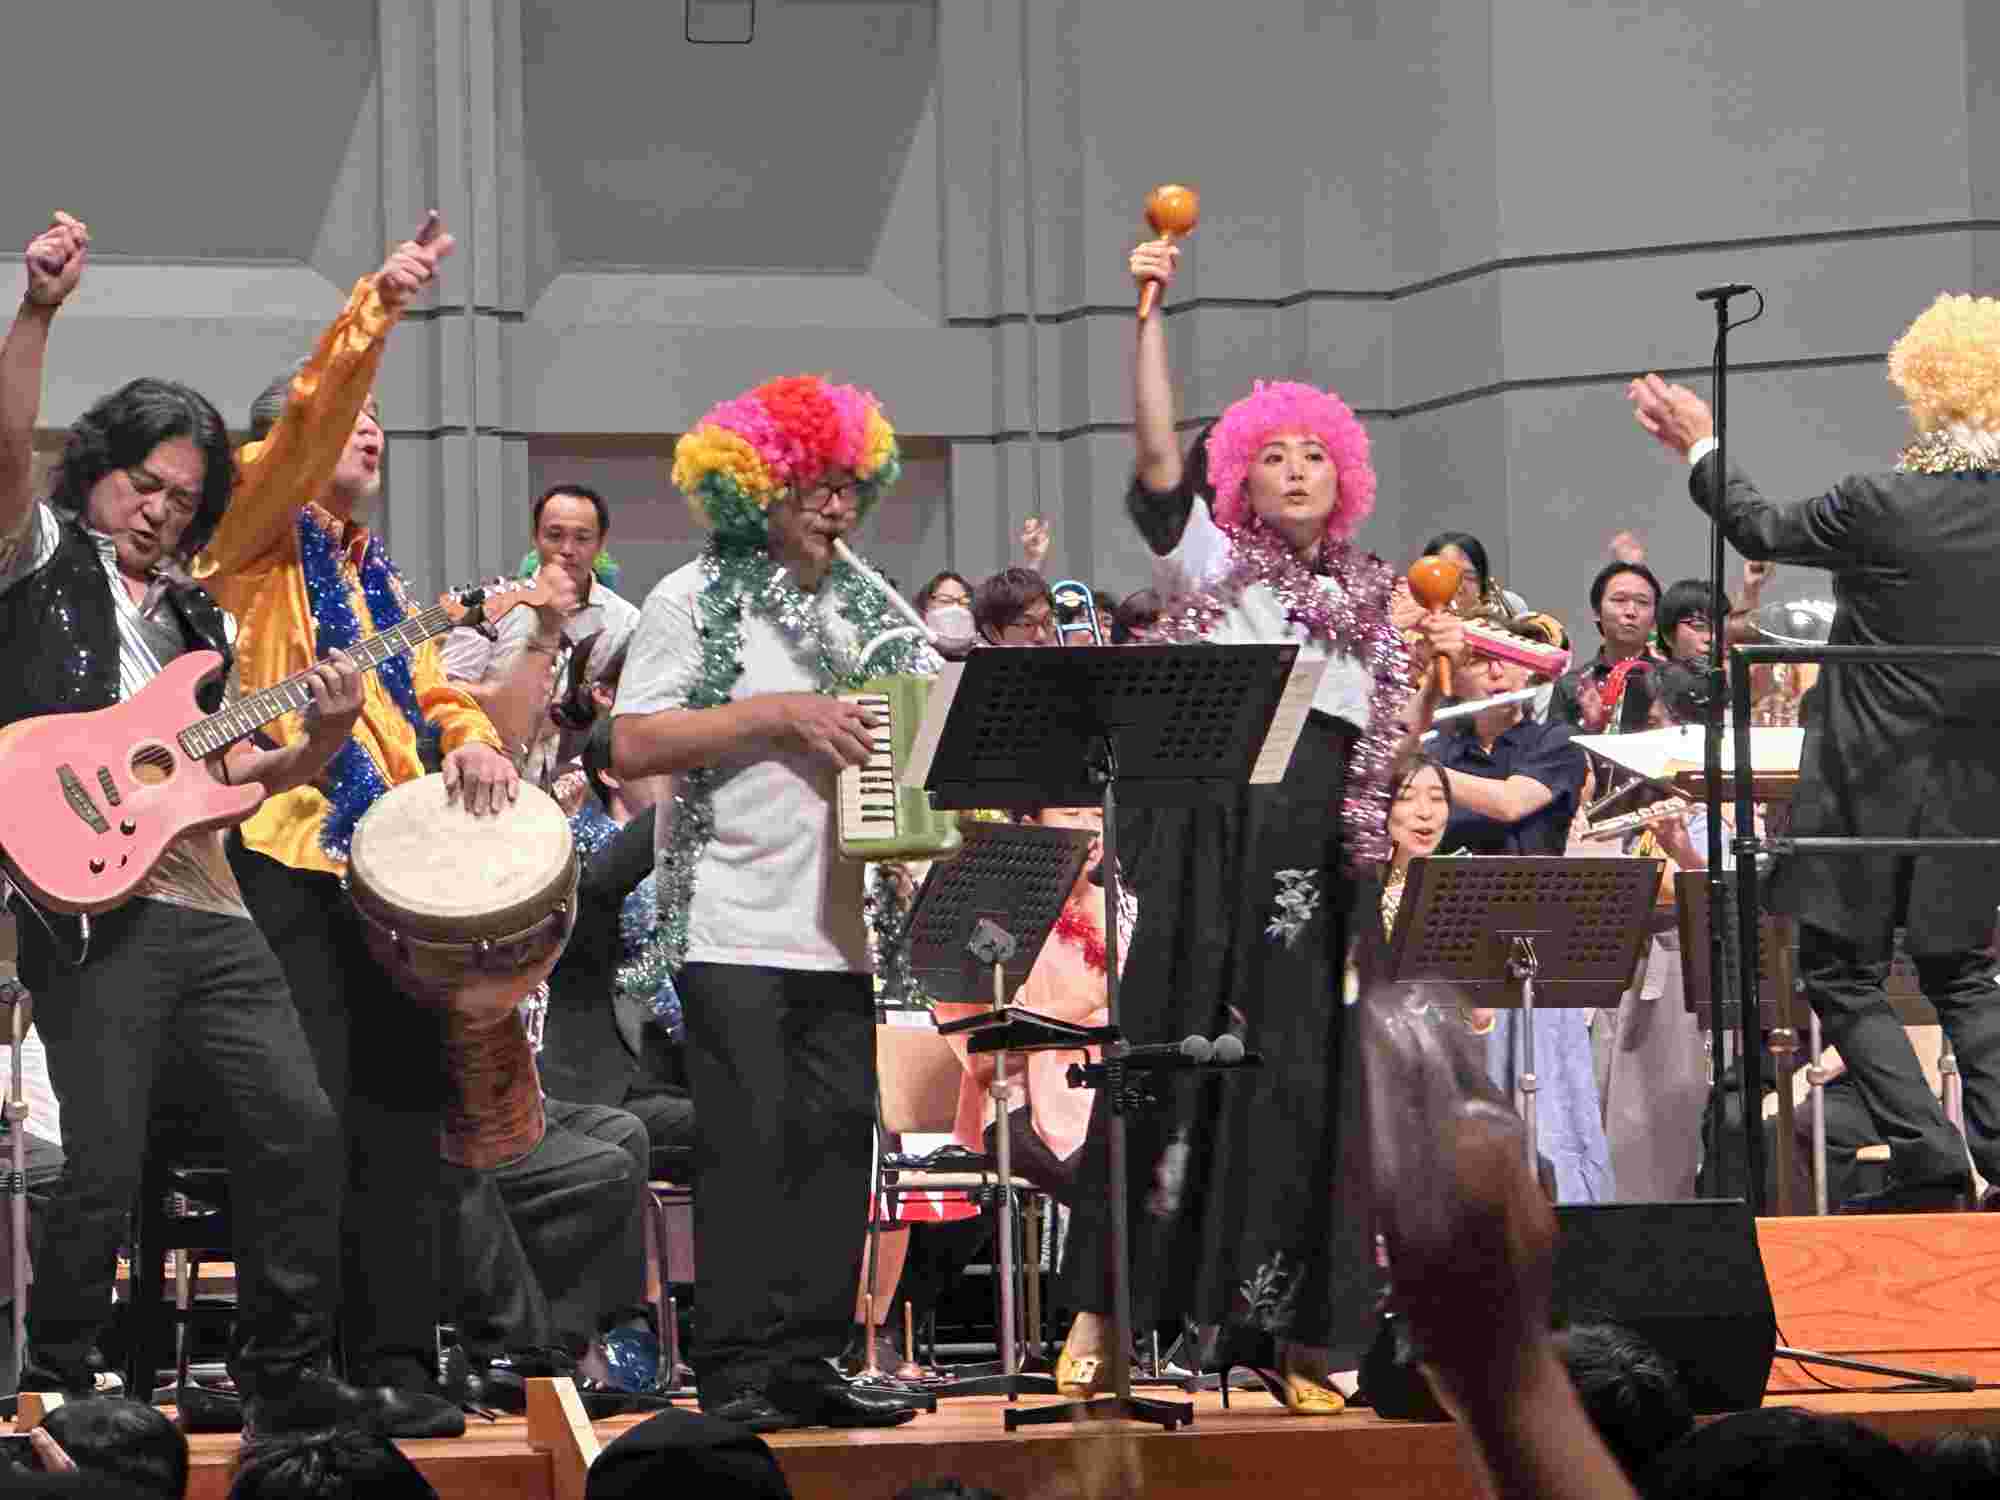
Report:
907,821,1092,1005
1385,856,1658,1175
905,644,1321,809
900,818,1096,1401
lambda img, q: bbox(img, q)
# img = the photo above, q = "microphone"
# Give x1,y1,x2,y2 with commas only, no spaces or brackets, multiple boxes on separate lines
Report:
1211,1033,1245,1065
1118,1034,1214,1069
1696,283,1754,303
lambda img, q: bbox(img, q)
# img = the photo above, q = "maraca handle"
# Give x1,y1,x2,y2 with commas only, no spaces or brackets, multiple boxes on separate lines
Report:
1433,654,1453,699
1137,278,1162,321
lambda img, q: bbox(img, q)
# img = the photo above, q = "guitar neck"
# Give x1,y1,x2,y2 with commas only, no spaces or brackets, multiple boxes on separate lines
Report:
176,602,457,760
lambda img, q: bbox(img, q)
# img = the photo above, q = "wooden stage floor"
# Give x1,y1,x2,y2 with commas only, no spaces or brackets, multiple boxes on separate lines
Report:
157,1384,2000,1500
40,1212,2000,1500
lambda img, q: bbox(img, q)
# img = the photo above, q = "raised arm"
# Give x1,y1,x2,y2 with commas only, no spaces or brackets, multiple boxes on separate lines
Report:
1629,373,1870,565
0,214,87,543
1130,238,1184,496
201,214,455,579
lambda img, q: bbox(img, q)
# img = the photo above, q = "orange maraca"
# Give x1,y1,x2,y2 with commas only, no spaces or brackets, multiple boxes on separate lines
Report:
1407,556,1463,696
1138,184,1200,322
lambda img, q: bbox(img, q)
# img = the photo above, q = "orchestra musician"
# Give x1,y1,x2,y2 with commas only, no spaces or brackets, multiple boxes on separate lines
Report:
197,214,510,1432
609,375,937,1430
0,215,429,1434
1631,294,2000,1213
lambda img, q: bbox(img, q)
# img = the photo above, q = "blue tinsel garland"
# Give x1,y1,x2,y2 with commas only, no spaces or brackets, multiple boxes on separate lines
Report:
297,509,441,857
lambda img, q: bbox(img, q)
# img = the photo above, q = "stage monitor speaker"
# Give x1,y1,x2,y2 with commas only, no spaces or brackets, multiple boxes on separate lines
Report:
1363,1198,1776,1419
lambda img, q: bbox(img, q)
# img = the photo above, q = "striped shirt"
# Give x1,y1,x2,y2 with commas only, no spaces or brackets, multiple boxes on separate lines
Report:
0,503,247,917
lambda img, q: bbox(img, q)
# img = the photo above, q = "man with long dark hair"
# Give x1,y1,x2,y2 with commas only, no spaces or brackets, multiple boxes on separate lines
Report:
0,215,427,1433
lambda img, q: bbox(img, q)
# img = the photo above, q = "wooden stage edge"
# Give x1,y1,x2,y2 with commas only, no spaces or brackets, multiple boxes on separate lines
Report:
65,1213,2000,1500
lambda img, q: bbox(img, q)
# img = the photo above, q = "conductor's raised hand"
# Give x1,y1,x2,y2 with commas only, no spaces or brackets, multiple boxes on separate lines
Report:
774,693,879,771
376,211,456,307
23,212,88,308
1128,237,1180,294
1628,373,1714,459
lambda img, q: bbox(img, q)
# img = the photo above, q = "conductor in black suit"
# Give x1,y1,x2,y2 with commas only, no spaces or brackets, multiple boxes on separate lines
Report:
1629,297,2000,1212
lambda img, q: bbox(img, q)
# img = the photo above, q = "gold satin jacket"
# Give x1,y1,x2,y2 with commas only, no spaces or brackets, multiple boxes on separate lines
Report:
195,276,502,876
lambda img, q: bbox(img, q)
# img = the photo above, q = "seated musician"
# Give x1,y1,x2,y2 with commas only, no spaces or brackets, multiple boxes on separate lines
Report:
971,566,1058,646
610,376,938,1432
1585,660,1717,1202
1435,620,1611,1202
1549,560,1665,730
0,215,433,1433
441,483,639,789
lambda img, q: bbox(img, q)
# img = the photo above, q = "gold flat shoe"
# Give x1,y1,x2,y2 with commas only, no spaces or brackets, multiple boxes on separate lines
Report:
1054,1349,1106,1398
1280,1370,1346,1415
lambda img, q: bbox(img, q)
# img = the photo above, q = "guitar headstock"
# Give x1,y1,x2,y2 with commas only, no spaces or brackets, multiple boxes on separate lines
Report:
439,574,556,629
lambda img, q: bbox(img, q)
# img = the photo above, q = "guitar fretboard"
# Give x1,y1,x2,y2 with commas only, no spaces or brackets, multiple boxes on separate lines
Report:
176,602,458,761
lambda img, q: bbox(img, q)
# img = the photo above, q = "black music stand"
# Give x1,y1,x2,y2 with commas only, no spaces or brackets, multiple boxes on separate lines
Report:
1385,856,1659,1175
912,643,1313,1433
903,819,1094,1400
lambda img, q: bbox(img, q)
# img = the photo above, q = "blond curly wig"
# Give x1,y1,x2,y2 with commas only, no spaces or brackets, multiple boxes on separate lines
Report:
1887,293,2000,433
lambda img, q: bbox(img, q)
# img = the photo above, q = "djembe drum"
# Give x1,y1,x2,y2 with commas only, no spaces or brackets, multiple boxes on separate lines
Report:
345,774,578,1169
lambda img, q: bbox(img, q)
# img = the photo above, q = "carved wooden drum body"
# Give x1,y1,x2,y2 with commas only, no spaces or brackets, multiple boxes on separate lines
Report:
346,774,578,1168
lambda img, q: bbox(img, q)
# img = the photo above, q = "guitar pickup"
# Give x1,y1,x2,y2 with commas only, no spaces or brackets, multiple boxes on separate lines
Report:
58,764,110,834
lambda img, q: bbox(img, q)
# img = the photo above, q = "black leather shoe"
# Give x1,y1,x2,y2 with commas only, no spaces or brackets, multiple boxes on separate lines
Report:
462,1349,575,1415
768,1377,925,1428
175,1378,244,1434
1839,1174,1970,1214
1981,1185,2000,1212
353,1360,470,1439
702,1387,802,1433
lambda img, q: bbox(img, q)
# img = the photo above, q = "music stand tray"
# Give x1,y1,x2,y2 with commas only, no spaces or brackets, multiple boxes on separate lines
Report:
915,643,1314,1433
1387,856,1659,1174
902,819,1094,1401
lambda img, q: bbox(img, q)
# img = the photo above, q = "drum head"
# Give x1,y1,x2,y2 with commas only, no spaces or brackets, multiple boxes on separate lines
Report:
348,773,576,942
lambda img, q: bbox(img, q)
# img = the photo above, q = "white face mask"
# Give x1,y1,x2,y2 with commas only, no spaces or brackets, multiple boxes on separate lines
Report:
924,603,977,654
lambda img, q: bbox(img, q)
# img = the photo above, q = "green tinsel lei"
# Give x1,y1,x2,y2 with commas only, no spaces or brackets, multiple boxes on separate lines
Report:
644,540,937,975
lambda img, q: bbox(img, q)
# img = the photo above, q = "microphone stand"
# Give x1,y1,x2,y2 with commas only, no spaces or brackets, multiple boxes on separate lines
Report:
1696,282,1764,1212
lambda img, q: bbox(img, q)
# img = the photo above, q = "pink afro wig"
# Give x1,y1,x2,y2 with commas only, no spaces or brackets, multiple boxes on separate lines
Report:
1204,380,1375,543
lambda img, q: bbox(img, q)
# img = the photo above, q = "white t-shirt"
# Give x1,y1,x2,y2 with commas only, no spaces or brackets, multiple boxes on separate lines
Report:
612,559,871,973
1152,496,1376,728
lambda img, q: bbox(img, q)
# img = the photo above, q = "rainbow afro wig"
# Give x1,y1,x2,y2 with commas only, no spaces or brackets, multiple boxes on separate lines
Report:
1203,380,1375,544
1887,293,2000,435
671,374,901,546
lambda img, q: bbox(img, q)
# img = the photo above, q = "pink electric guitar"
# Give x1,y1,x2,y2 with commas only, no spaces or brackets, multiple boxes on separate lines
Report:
0,576,549,914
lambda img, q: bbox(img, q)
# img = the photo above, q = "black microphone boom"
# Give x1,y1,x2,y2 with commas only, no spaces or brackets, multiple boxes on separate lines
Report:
1696,283,1754,303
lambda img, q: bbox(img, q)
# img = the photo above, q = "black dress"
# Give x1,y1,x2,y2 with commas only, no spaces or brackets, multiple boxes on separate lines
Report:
1059,453,1385,1364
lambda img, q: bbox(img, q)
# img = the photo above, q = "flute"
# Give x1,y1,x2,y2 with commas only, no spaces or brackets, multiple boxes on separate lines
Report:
1423,685,1541,727
1579,797,1691,841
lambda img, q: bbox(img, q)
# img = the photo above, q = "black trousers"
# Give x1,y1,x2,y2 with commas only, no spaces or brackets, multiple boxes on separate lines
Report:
228,840,449,1381
677,964,874,1397
19,898,342,1390
1797,922,2000,1186
453,1098,650,1356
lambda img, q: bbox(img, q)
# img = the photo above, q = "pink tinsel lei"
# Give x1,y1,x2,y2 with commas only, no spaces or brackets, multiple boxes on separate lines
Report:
1205,380,1375,545
1158,524,1412,869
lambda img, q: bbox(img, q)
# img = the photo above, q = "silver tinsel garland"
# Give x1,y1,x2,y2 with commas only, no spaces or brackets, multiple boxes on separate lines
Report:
1159,522,1413,867
643,542,936,974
